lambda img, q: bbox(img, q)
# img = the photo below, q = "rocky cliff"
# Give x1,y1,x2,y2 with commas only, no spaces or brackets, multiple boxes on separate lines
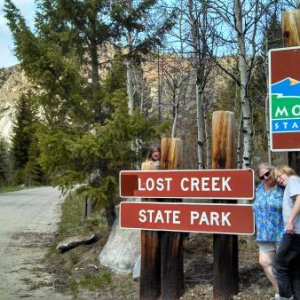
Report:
0,66,30,142
0,57,229,153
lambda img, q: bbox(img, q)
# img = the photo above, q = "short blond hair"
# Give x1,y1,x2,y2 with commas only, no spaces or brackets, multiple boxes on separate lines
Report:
273,165,295,178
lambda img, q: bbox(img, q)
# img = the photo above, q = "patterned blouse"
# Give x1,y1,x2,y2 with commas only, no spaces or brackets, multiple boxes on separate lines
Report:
253,182,284,242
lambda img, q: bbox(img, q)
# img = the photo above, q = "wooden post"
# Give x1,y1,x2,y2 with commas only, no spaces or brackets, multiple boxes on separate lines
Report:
160,138,184,300
282,10,300,48
282,10,300,298
212,111,239,300
140,138,184,300
140,230,161,300
282,10,300,175
140,161,161,300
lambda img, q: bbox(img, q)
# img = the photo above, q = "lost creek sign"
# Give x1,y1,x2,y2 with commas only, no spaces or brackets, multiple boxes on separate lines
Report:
119,169,254,199
119,169,255,234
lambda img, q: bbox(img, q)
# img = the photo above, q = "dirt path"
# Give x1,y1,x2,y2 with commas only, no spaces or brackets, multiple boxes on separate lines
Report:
0,187,71,299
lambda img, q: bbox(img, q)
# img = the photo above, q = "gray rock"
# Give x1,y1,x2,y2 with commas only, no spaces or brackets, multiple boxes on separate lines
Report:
99,199,141,274
132,255,141,280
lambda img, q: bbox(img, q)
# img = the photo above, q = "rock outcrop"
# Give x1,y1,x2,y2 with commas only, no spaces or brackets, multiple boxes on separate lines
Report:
0,66,30,142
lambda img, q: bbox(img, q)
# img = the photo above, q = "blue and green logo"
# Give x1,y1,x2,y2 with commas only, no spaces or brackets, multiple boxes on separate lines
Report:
271,77,300,132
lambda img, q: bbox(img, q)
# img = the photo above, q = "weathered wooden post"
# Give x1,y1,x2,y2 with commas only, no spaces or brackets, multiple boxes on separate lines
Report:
140,137,184,300
140,160,161,300
160,137,184,300
281,9,300,297
282,10,300,174
212,111,239,299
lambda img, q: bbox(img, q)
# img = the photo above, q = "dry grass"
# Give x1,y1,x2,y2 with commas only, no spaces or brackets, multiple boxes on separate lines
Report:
45,192,276,299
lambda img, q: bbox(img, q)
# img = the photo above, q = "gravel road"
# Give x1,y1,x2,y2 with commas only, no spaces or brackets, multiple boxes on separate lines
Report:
0,187,71,299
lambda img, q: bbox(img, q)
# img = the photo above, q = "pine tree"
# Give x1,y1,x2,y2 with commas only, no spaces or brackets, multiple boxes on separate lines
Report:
11,94,37,184
265,12,283,51
0,138,9,186
34,0,113,124
4,0,163,225
25,134,47,186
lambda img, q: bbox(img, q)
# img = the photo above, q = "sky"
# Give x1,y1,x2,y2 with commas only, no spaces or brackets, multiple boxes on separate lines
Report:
0,0,36,68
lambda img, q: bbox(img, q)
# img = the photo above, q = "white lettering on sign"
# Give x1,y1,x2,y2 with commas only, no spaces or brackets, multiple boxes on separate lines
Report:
190,211,231,226
138,209,181,224
292,105,300,116
138,177,173,191
180,177,232,192
275,105,300,118
275,107,288,117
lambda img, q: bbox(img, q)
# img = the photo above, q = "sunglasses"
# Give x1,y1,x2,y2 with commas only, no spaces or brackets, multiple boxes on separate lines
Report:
259,171,270,180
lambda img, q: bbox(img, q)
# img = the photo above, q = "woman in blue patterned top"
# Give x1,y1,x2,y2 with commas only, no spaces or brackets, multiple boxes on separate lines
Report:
253,162,285,298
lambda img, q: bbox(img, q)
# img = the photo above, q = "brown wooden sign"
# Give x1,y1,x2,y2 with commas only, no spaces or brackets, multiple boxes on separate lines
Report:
120,169,254,199
120,202,254,235
269,46,300,151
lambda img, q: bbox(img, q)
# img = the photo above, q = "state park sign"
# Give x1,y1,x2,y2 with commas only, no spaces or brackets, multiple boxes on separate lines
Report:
269,46,300,151
120,202,254,235
119,169,254,200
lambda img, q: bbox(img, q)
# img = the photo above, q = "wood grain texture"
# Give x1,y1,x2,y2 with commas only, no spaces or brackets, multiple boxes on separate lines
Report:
282,10,300,175
140,160,161,300
212,111,235,169
283,10,300,47
212,111,239,300
160,231,184,300
160,137,183,170
140,230,161,300
160,138,184,299
140,138,184,299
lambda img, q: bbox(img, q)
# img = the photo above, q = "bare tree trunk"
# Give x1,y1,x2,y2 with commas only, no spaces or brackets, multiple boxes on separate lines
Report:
196,84,205,169
157,48,162,123
140,70,144,111
265,94,272,164
188,0,207,169
264,39,272,165
234,81,242,169
237,115,243,169
125,0,134,116
125,27,141,169
204,110,211,168
171,85,180,138
235,0,252,168
126,61,134,116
